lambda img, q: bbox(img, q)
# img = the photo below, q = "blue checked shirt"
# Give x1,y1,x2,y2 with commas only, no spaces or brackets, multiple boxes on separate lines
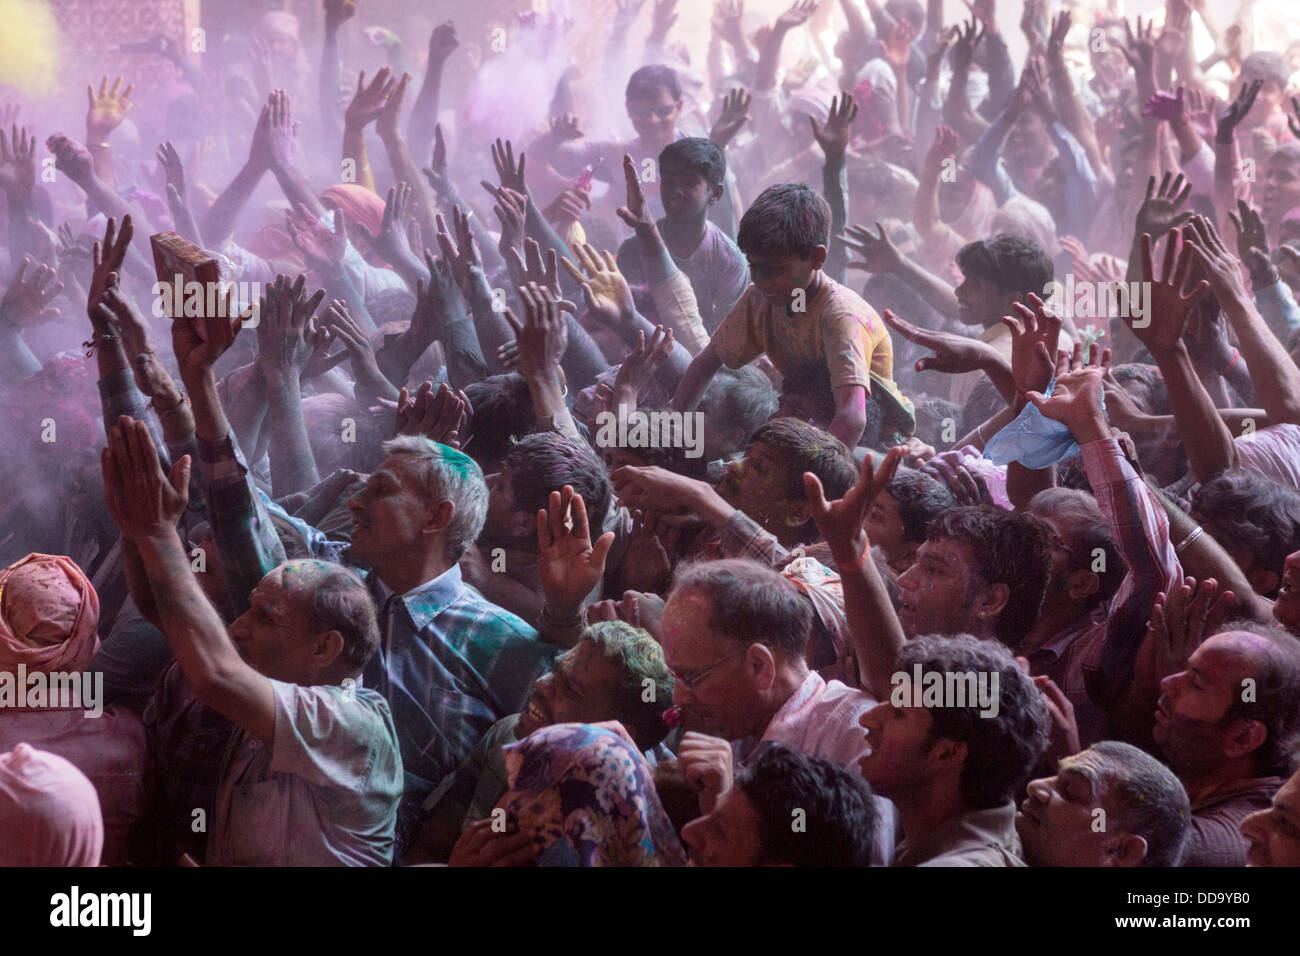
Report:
364,564,557,848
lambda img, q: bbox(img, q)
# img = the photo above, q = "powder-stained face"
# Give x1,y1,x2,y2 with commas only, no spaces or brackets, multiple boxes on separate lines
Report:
516,641,624,739
1241,771,1300,867
1017,752,1126,867
1154,633,1262,777
659,589,756,739
895,537,983,638
717,441,795,530
1263,153,1300,230
227,563,324,683
347,456,437,565
745,251,821,305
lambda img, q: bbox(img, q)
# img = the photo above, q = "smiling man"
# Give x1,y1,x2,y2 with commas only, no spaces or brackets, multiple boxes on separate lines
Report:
672,184,895,447
1152,627,1300,866
1016,741,1191,867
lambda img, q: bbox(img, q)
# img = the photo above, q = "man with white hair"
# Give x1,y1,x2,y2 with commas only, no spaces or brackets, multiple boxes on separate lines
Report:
347,435,557,852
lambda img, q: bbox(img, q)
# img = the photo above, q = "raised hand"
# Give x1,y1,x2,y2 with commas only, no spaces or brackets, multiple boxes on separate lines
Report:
615,153,656,235
1022,363,1107,437
507,237,567,301
428,20,459,61
880,19,917,69
1142,86,1186,123
950,17,986,74
1134,171,1193,240
46,133,93,186
1120,17,1157,78
101,416,190,543
541,183,592,227
86,75,134,143
324,0,358,32
925,124,958,171
1145,576,1234,679
483,180,527,260
375,72,411,142
373,182,418,264
1131,228,1210,354
491,137,527,194
561,243,637,332
345,68,397,130
256,274,327,379
504,281,569,381
1227,199,1274,281
809,91,858,160
97,286,180,403
322,298,384,379
710,87,752,147
170,287,246,386
287,202,348,268
842,221,903,274
1181,214,1251,311
423,123,454,198
1216,77,1262,144
433,204,481,290
394,380,471,448
0,125,36,198
156,140,187,195
1002,292,1062,395
882,308,1000,374
88,214,133,322
0,257,63,328
804,445,904,567
1045,8,1070,63
613,325,675,407
549,113,584,142
775,0,819,32
649,0,679,41
537,484,617,613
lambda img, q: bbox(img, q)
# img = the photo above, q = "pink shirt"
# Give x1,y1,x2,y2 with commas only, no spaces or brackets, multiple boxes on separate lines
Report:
736,671,899,865
1235,424,1300,490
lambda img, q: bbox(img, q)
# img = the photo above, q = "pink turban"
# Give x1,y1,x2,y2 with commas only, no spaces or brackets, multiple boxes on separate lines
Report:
0,554,100,674
0,744,103,866
320,184,386,240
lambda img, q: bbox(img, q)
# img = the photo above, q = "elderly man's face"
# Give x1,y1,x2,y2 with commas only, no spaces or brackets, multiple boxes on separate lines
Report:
347,455,434,564
1018,751,1139,866
681,785,764,866
660,589,756,739
1154,633,1262,776
1240,770,1300,867
227,563,326,684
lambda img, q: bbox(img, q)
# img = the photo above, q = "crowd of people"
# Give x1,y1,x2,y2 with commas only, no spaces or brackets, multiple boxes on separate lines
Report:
2,0,1300,868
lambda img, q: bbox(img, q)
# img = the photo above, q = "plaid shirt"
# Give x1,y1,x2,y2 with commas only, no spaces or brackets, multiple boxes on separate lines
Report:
364,564,557,851
1027,438,1182,745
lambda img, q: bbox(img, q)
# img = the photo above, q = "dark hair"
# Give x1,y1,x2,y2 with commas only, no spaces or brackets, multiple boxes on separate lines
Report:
898,634,1050,809
737,183,831,259
626,64,681,102
295,561,380,672
1218,626,1300,777
582,621,674,752
888,469,956,543
735,742,879,866
778,361,836,427
926,507,1052,648
670,558,813,659
1028,487,1127,609
463,374,535,471
1192,471,1300,595
705,366,778,451
1109,363,1171,415
913,397,961,448
505,432,613,531
752,417,857,501
659,137,727,190
1082,741,1191,867
956,233,1054,299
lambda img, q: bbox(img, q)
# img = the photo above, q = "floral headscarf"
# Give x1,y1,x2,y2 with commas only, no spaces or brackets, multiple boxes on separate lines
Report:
500,723,686,867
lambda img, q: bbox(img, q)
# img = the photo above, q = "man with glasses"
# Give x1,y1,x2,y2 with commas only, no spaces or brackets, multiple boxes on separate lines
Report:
660,557,898,864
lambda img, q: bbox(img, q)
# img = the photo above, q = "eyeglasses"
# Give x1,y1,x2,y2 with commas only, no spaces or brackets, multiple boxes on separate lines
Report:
627,103,678,122
671,651,743,692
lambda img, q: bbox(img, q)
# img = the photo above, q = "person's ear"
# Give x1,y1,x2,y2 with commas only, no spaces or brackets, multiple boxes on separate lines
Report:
1249,568,1280,596
424,499,456,536
926,736,968,777
1109,832,1149,867
1223,717,1269,760
810,245,828,270
744,642,777,691
782,498,810,529
708,182,724,205
975,581,1011,620
1066,569,1101,604
312,628,345,671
